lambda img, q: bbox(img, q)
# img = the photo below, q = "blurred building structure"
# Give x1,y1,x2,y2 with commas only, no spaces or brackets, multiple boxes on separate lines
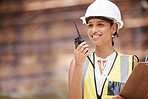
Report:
0,0,148,99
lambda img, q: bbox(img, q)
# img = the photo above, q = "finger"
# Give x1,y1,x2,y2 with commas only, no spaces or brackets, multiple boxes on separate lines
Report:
112,95,123,99
76,42,86,51
81,45,89,53
80,44,89,52
82,48,89,55
84,49,91,56
74,44,76,51
79,44,89,53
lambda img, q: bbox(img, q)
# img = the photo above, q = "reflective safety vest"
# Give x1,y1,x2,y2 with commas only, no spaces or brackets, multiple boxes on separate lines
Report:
82,52,137,99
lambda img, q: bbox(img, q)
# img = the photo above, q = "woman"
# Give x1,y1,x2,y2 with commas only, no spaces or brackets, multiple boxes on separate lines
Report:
68,0,139,99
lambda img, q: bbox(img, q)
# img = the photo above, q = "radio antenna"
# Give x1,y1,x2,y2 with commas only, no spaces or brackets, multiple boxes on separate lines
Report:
73,20,82,39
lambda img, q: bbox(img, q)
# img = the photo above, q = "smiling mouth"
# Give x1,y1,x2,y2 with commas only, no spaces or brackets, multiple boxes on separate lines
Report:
91,34,102,39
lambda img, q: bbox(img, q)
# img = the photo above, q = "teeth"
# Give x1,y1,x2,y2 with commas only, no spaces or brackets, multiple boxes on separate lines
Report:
93,35,99,38
92,34,101,38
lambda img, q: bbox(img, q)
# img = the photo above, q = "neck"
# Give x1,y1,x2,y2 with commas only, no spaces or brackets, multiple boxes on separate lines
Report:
95,44,114,59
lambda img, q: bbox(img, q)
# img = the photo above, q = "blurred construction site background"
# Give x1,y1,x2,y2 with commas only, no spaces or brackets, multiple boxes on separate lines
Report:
0,0,148,99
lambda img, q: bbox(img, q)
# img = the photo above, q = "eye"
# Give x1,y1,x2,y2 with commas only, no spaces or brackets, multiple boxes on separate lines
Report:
88,24,93,27
97,23,103,26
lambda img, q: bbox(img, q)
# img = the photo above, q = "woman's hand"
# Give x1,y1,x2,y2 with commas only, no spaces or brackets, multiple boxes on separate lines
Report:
74,42,90,67
112,95,124,99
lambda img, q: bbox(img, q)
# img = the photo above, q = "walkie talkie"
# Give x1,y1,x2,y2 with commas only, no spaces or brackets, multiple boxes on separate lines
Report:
73,20,95,68
73,20,84,48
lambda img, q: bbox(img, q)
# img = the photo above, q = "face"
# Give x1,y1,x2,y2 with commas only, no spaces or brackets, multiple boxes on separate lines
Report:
87,18,117,46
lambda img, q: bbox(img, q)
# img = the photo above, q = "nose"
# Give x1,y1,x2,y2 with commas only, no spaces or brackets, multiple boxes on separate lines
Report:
92,26,98,34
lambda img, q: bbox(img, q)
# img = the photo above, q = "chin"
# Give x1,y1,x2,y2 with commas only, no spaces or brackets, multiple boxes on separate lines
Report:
91,40,103,46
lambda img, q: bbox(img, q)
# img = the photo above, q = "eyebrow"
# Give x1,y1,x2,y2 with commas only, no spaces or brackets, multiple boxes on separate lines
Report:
88,21,105,24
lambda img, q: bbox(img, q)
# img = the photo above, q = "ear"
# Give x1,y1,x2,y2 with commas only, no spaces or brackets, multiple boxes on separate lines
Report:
111,23,118,35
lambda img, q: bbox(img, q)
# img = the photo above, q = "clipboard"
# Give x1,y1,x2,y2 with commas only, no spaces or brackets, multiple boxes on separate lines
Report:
119,62,148,99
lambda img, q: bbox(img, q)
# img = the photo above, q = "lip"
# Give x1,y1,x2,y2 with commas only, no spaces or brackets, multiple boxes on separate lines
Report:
91,34,102,40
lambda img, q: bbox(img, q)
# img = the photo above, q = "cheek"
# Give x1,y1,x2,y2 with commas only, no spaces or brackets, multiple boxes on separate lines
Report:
87,29,91,36
103,26,112,35
101,28,112,40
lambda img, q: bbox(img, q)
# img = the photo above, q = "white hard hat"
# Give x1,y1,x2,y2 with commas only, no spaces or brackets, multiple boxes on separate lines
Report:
80,0,123,30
